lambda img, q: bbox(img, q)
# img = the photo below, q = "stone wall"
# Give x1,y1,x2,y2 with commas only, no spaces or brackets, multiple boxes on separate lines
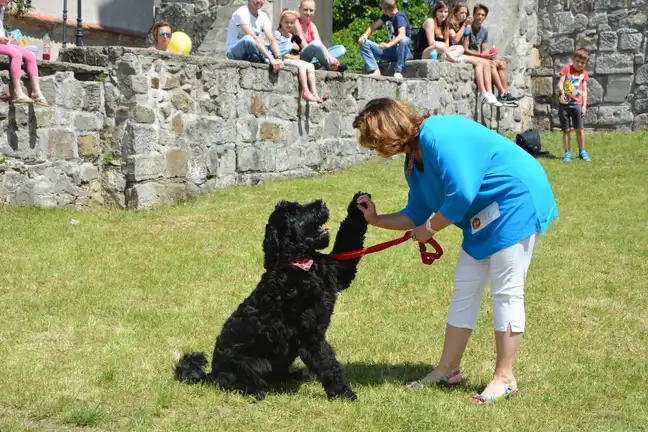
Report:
0,61,109,207
1,47,528,210
533,0,648,130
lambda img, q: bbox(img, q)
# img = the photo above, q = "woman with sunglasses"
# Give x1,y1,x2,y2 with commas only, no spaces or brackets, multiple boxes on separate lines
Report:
152,20,176,53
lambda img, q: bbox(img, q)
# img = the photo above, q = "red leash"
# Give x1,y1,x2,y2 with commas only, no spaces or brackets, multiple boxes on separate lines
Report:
329,231,444,265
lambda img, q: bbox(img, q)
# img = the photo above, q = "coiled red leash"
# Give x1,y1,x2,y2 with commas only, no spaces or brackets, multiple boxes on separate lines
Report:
329,231,444,265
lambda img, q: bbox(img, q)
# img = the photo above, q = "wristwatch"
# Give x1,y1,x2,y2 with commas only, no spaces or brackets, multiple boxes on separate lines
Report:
425,218,438,236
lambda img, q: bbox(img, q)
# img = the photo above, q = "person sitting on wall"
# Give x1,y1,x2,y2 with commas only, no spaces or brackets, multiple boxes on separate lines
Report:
0,0,48,107
462,4,517,107
413,1,464,62
293,0,347,73
358,0,412,80
225,0,284,73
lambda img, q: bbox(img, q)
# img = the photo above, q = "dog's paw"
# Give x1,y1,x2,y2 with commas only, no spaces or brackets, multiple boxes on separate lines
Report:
328,386,358,402
246,389,266,401
348,191,371,215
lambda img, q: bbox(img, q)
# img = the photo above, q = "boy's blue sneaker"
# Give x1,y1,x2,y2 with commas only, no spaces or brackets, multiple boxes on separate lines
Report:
579,150,591,161
563,151,572,163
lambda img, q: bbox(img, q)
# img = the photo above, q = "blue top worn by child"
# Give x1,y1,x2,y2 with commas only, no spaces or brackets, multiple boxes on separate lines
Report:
402,115,558,260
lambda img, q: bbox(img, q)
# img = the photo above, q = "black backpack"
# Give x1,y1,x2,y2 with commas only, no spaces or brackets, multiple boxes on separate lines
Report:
515,129,541,156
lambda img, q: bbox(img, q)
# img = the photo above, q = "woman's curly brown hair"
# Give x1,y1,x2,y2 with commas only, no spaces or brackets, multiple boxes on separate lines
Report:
353,98,429,157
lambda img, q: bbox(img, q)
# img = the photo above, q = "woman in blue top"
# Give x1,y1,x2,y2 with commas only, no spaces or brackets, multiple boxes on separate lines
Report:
353,98,558,404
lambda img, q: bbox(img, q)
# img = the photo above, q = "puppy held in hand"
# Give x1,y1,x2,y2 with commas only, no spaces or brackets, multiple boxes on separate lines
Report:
174,192,370,401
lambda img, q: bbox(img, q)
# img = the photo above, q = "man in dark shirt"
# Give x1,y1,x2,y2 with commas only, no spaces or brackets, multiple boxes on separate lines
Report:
463,4,517,106
358,0,412,80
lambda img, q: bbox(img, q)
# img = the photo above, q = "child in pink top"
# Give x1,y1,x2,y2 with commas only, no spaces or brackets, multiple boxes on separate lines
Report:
293,0,347,72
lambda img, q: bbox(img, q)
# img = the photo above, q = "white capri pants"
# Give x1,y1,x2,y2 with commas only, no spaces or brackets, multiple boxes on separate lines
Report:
447,233,538,333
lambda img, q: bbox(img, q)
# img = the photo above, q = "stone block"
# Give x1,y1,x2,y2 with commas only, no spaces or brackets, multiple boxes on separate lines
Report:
82,82,104,112
134,106,156,124
596,53,634,74
598,31,618,51
260,122,282,141
208,68,241,95
74,112,104,131
78,134,101,159
240,66,297,94
604,76,632,102
170,112,184,134
589,12,608,28
34,108,57,128
186,117,236,144
619,31,643,51
534,103,550,115
549,36,575,54
48,130,76,159
627,9,647,29
532,76,554,97
237,144,276,172
588,78,604,105
170,90,196,113
553,11,575,34
129,75,150,94
636,65,648,84
126,152,165,181
597,105,634,125
400,79,446,113
634,113,648,129
165,148,189,178
636,98,648,114
608,9,628,28
236,116,258,142
575,33,598,51
57,78,84,110
80,163,99,182
357,76,398,101
126,182,162,210
574,14,589,32
123,124,158,155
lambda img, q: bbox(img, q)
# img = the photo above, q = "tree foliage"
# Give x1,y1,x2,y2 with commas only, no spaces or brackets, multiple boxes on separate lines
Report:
332,0,433,72
8,0,33,17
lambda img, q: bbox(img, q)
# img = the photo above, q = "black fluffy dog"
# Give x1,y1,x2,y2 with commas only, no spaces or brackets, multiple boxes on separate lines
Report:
174,192,369,401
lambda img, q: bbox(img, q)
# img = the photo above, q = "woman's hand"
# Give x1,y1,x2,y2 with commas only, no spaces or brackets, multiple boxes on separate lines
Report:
411,224,433,244
356,194,379,225
0,37,11,45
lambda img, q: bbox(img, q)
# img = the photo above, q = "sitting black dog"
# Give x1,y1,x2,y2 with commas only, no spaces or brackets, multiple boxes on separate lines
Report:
174,192,369,401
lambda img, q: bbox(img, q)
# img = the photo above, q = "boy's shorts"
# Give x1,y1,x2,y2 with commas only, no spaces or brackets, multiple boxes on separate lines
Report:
559,104,584,131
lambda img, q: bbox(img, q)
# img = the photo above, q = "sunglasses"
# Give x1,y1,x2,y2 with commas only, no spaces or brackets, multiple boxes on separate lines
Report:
159,32,172,37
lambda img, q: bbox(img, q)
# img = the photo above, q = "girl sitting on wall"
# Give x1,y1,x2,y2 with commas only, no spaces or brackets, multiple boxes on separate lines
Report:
294,0,347,73
274,10,323,102
414,1,464,62
0,0,48,106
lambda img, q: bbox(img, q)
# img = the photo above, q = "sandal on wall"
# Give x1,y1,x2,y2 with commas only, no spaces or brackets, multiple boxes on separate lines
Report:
11,95,33,104
31,95,49,107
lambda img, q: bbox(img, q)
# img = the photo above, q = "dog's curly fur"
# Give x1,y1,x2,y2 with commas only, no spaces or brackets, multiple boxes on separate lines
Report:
174,192,369,401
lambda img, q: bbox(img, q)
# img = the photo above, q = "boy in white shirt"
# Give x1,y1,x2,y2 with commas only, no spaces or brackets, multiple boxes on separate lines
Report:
226,0,284,72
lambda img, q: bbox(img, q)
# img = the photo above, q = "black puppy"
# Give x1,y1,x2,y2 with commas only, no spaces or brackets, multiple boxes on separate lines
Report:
175,192,369,401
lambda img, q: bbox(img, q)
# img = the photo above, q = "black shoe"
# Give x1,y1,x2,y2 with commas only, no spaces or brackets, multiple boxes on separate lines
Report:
334,63,348,73
0,112,6,121
497,92,519,107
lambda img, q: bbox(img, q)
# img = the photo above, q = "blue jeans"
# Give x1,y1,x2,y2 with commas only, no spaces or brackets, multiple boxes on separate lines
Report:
226,35,268,63
299,40,346,69
360,37,412,73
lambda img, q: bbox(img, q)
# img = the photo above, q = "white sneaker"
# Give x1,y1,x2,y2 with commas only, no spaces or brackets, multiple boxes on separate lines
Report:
393,72,404,80
370,68,382,76
455,55,467,63
480,92,503,107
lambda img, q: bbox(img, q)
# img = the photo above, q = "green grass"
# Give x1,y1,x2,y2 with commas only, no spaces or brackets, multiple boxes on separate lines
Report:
1,132,647,431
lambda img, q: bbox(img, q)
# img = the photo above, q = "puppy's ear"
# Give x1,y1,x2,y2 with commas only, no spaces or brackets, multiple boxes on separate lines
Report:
263,223,280,268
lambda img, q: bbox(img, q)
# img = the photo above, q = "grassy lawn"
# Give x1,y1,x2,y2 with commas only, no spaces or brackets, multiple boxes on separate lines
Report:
1,132,647,431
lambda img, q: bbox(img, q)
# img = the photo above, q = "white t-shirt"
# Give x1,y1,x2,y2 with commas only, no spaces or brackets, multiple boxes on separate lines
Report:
226,5,272,51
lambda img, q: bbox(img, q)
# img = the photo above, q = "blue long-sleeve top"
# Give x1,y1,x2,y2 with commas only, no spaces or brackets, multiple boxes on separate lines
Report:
401,115,559,260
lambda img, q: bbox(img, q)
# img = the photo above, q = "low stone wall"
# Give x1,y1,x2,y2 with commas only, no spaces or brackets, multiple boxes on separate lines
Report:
0,47,531,210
